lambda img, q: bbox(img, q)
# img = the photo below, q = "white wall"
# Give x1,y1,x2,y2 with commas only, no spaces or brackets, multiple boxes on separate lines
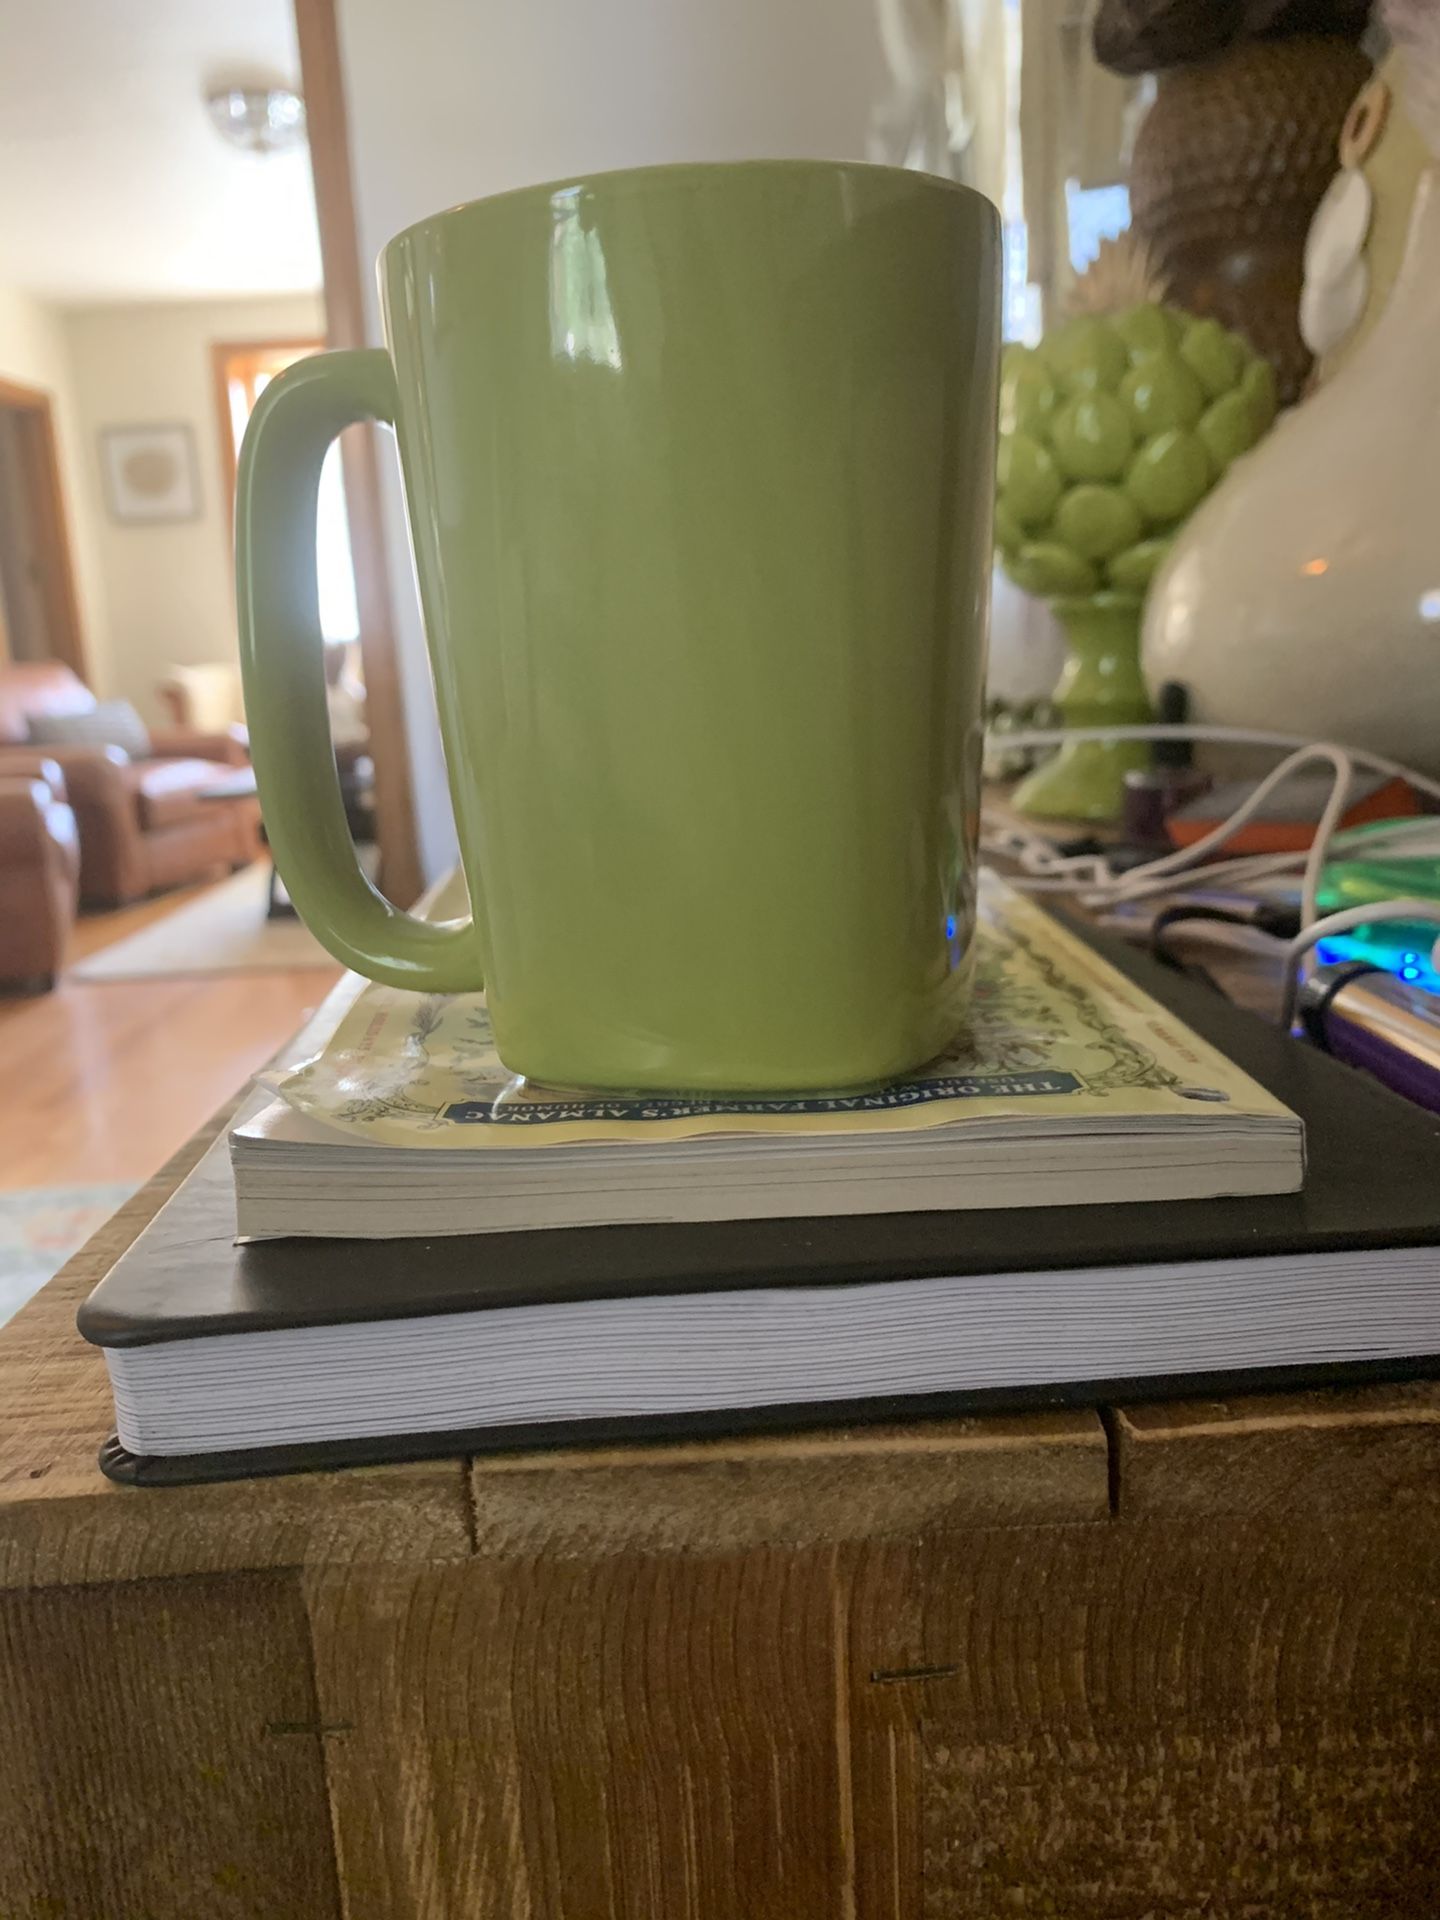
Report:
0,285,111,691
62,293,325,721
336,0,887,880
341,0,886,237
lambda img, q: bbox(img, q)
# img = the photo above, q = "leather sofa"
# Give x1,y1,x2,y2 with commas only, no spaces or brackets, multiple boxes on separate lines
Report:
0,663,260,908
0,766,79,992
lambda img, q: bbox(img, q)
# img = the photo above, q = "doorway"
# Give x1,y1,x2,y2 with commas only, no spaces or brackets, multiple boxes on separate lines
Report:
0,376,87,677
212,336,359,647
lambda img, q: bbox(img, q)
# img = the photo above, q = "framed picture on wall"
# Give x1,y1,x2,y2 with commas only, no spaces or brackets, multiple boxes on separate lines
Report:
99,423,201,524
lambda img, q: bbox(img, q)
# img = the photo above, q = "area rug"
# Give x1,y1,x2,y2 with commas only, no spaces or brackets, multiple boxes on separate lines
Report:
0,1183,137,1326
71,863,336,981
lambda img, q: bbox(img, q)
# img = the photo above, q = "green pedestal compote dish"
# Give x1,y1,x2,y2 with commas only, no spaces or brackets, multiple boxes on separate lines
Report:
996,304,1278,820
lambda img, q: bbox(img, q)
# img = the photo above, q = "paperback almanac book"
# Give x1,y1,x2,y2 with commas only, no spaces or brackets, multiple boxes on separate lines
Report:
230,876,1303,1237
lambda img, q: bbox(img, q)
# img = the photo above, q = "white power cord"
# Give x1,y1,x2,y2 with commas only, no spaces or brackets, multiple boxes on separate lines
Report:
982,723,1440,1024
984,740,1359,920
1111,743,1355,929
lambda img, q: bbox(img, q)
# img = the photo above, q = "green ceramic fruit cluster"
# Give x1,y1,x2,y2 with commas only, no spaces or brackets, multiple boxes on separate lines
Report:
995,307,1278,600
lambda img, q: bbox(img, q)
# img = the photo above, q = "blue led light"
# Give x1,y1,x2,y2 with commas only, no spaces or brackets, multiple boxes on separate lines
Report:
944,915,957,940
1318,931,1440,991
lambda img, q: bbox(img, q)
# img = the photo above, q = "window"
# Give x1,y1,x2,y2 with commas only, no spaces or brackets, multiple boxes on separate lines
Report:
212,340,360,644
1065,180,1132,277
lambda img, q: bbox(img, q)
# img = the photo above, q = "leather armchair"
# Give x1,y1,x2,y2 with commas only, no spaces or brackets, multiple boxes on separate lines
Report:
151,725,250,767
0,774,79,992
0,663,260,907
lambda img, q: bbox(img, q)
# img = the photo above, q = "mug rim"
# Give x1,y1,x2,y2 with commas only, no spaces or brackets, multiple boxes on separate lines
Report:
383,157,989,260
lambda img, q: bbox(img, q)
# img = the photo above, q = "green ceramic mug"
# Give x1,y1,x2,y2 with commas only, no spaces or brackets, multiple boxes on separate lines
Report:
237,161,1000,1091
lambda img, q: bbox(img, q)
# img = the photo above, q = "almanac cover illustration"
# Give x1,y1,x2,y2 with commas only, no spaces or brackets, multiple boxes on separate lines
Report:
266,876,1290,1148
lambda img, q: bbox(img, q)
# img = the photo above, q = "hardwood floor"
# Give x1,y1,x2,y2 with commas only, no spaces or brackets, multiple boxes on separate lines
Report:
0,873,340,1189
66,875,223,960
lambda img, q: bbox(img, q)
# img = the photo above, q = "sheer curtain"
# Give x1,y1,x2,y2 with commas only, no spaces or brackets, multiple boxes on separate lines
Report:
869,0,1141,330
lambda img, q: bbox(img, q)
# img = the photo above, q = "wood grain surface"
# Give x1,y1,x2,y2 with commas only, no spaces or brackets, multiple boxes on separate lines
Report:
305,1548,871,1918
915,1512,1440,1916
921,1719,1440,1920
1112,1381,1440,1519
468,1410,1109,1556
303,1416,1110,1919
0,1072,471,1594
300,1486,1440,1917
1,1569,341,1919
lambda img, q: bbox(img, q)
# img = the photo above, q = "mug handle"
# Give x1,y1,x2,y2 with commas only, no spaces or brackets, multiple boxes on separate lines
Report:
236,348,482,991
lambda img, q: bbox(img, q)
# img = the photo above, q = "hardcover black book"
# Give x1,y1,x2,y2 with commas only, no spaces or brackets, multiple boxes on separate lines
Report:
80,928,1440,1485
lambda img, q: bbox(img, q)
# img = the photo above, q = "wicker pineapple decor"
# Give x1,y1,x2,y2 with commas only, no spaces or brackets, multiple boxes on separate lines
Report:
1128,35,1372,402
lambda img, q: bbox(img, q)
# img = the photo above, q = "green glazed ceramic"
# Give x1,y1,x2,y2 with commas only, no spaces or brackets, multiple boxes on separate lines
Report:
1011,595,1151,821
237,161,1001,1091
995,306,1278,823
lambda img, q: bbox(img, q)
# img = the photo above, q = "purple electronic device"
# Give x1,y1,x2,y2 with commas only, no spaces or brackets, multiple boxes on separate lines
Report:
1299,967,1440,1116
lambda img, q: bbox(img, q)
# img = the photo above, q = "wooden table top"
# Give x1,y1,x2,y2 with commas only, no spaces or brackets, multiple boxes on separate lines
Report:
6,922,1440,1597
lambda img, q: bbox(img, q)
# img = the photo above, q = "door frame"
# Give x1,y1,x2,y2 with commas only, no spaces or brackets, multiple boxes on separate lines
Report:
0,374,89,681
292,0,423,907
210,337,325,520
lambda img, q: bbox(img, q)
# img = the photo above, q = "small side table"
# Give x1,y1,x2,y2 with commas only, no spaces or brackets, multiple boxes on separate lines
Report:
5,973,1440,1916
195,766,289,917
199,760,377,919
